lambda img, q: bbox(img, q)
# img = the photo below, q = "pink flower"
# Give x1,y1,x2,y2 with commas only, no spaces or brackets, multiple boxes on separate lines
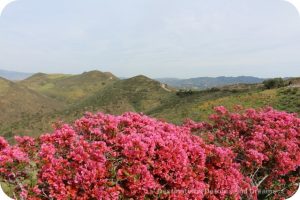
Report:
214,106,228,115
0,137,8,150
0,107,299,200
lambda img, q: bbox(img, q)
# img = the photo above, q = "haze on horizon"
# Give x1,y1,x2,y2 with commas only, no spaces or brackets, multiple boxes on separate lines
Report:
0,0,300,79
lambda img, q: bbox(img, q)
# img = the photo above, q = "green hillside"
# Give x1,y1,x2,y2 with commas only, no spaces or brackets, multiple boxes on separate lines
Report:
71,75,175,113
1,75,175,138
20,70,118,103
0,77,64,139
0,72,299,141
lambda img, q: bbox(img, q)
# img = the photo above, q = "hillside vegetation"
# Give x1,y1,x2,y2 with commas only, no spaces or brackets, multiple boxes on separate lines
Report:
71,75,174,114
20,71,118,103
1,108,299,199
0,77,64,131
0,71,299,141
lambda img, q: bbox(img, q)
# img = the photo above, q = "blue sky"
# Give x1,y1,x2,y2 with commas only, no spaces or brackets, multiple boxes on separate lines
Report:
0,0,300,78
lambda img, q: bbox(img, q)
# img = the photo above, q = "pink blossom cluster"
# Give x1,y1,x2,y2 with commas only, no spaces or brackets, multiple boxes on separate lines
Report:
189,106,300,199
0,107,299,200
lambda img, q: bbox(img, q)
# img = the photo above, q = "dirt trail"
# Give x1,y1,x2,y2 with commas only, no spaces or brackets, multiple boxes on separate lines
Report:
160,83,172,92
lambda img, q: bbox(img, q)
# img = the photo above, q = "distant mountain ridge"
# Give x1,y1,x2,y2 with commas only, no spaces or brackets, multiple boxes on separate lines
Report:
1,69,265,89
0,69,33,80
156,76,266,89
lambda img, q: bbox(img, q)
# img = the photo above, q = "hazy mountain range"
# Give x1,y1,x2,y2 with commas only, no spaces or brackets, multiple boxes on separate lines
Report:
0,69,33,80
1,69,265,89
156,76,265,89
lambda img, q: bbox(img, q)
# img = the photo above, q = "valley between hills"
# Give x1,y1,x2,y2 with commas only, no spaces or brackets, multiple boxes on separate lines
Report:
0,70,299,141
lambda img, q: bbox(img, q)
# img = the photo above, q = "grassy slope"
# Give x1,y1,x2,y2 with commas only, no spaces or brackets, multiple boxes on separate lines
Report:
71,75,174,114
20,71,118,103
1,73,300,140
275,87,300,113
189,87,300,121
3,76,175,137
196,89,277,119
1,71,119,139
0,77,65,139
148,89,241,123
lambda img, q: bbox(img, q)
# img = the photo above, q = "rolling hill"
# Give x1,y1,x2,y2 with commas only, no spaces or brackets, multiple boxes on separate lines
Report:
2,75,176,138
71,75,175,114
0,70,299,141
20,70,118,103
0,77,65,138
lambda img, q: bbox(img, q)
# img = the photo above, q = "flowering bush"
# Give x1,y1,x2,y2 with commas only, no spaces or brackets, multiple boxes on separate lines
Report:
188,106,300,199
0,107,299,200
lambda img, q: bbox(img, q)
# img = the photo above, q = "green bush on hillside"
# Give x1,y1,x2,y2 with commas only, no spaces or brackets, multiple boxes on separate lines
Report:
176,89,194,97
263,78,285,89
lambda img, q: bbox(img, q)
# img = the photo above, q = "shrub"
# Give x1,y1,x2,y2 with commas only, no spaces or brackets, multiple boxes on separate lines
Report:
208,87,220,92
176,89,194,97
263,78,285,89
188,106,300,199
0,108,299,199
